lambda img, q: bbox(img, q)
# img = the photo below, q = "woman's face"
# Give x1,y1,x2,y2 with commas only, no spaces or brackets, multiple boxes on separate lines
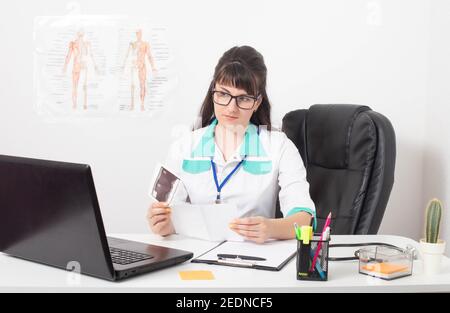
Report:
213,83,261,130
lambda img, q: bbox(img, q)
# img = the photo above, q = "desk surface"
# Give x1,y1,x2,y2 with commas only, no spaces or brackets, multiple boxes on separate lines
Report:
0,234,449,292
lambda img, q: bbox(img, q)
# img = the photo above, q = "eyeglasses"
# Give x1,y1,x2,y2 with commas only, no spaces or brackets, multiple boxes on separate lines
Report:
212,90,260,110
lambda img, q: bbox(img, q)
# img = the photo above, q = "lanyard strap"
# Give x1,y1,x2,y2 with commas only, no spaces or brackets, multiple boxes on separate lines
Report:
210,124,260,203
211,157,247,203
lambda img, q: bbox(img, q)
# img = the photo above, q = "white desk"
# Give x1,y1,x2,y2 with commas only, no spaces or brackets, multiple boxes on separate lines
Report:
0,235,449,292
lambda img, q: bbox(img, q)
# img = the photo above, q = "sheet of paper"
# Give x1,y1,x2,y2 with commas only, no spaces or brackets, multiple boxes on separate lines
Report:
171,203,243,242
195,240,297,269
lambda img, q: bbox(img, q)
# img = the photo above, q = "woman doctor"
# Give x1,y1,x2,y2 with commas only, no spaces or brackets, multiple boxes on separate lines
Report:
147,46,316,244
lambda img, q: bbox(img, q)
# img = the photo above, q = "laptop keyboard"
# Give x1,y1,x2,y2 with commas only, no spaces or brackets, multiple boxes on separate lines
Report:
109,247,154,266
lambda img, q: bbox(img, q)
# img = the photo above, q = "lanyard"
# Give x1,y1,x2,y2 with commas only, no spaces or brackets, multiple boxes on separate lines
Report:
211,156,247,204
210,125,260,204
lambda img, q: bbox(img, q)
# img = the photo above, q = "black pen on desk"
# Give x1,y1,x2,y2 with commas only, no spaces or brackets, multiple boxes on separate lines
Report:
217,254,267,262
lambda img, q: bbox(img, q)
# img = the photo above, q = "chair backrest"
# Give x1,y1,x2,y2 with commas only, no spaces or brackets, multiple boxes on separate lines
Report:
281,104,396,234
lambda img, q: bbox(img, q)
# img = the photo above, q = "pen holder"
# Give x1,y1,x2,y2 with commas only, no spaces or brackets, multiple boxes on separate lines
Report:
296,235,330,281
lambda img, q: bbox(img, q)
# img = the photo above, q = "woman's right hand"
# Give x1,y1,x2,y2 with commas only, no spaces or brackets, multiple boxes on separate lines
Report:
147,202,175,237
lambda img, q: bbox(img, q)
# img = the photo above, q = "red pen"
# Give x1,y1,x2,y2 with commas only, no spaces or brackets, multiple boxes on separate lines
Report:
310,212,332,272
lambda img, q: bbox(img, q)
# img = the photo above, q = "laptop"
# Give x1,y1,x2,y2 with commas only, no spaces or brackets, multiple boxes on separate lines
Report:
0,155,193,282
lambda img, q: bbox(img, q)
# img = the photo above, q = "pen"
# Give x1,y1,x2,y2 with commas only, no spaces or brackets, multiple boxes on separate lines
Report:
310,249,326,280
310,212,332,272
324,227,330,241
294,223,301,240
217,254,267,262
314,227,330,280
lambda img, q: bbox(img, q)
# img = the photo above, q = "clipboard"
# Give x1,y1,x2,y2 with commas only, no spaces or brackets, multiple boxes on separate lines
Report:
192,240,297,271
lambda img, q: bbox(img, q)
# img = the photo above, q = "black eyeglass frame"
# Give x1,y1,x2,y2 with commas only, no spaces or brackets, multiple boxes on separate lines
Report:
212,90,261,111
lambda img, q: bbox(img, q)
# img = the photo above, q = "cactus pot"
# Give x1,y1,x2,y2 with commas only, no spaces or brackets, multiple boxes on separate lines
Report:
419,239,446,275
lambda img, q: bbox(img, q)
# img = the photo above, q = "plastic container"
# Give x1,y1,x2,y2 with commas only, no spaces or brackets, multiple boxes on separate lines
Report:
358,245,413,280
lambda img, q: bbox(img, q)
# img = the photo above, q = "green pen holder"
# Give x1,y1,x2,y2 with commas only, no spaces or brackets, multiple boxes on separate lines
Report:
296,235,330,281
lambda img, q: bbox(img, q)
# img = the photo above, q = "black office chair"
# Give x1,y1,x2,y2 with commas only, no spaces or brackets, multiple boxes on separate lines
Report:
280,104,396,235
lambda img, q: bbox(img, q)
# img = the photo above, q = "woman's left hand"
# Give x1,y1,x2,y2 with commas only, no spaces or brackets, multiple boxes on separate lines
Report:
229,217,273,244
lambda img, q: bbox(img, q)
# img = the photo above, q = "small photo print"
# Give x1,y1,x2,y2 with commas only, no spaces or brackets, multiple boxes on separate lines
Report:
151,165,180,204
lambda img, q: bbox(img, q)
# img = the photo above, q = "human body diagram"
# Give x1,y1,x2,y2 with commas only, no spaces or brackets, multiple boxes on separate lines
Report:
63,31,98,110
122,30,158,111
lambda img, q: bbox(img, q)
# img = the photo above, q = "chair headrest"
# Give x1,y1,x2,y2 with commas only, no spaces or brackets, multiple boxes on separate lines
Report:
306,104,372,169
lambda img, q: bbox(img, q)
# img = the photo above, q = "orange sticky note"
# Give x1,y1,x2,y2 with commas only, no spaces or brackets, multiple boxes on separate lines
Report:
362,263,408,275
179,271,215,281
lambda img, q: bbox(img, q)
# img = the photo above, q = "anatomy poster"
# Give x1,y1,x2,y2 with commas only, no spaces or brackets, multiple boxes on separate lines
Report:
34,16,175,118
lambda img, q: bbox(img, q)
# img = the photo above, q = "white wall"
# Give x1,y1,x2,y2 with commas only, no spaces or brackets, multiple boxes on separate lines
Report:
424,0,450,254
0,0,431,238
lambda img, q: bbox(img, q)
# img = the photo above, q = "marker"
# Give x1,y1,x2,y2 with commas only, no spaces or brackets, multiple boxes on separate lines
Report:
294,223,301,240
298,226,313,277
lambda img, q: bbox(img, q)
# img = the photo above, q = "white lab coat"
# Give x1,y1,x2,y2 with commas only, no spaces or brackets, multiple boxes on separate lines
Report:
158,119,316,221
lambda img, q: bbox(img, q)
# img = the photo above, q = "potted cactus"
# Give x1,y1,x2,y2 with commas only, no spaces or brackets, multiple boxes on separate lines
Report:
419,199,446,275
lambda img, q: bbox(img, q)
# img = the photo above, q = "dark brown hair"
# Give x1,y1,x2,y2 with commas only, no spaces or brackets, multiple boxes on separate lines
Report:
196,46,272,130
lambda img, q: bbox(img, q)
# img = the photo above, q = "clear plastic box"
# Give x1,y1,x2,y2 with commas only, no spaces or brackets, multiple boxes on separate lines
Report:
358,246,413,280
